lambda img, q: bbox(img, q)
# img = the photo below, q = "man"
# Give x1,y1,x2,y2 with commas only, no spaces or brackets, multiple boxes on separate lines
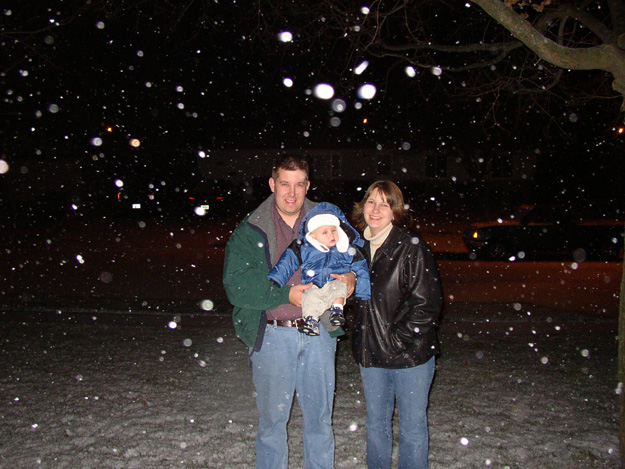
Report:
223,155,356,468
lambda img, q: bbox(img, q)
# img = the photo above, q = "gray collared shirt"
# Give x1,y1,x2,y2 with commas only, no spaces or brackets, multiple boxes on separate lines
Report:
266,203,306,321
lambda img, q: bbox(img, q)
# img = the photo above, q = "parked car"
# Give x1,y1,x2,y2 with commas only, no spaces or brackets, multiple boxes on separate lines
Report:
179,179,256,220
463,205,624,261
111,179,248,220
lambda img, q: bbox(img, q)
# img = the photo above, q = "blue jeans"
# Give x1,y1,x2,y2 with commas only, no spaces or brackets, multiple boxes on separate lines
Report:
360,357,435,469
250,323,337,469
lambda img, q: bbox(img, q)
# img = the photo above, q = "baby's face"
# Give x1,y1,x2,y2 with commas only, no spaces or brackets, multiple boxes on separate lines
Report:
310,225,339,248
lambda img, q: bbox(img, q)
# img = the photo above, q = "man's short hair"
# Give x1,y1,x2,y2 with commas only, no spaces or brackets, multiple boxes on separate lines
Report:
272,155,310,180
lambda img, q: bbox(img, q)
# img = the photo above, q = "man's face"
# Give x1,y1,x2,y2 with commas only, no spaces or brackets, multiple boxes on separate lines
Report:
269,169,310,219
310,225,339,248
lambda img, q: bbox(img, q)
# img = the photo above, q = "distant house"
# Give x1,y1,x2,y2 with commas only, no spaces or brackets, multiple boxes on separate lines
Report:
0,148,536,218
195,147,536,187
190,147,537,212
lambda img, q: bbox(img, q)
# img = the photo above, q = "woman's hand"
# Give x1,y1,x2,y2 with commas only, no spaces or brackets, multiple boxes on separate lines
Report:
331,272,357,297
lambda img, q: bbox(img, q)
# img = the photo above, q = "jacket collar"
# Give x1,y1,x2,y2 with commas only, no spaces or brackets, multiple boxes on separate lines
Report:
248,194,317,261
367,225,402,260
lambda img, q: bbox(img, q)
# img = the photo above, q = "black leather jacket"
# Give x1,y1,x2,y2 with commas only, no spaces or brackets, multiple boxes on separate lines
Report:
351,226,443,368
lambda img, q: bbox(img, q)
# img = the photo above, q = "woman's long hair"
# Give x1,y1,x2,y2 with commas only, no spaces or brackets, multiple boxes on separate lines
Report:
352,180,412,232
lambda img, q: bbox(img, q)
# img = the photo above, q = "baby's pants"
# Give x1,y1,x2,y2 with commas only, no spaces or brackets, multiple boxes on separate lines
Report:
301,280,347,320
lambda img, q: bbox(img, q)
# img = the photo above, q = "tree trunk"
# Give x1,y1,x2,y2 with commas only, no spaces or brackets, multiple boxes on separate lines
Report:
620,223,625,465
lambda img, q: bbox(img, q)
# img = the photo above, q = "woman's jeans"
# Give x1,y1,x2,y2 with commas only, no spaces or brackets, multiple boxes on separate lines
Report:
251,323,337,469
360,357,435,469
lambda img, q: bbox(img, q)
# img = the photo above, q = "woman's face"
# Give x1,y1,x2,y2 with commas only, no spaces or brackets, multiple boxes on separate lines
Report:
363,188,394,236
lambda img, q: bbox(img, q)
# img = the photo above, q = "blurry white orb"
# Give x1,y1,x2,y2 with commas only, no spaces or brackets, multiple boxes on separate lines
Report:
572,248,586,262
405,66,416,78
330,117,341,127
0,160,9,174
283,77,294,87
361,6,370,14
99,271,113,284
331,99,347,112
168,321,178,329
357,84,376,99
200,299,214,311
431,66,443,76
460,437,469,446
96,21,105,29
313,83,335,100
277,31,293,42
114,179,124,188
354,60,369,75
194,206,207,216
129,138,141,147
48,104,59,113
90,137,103,147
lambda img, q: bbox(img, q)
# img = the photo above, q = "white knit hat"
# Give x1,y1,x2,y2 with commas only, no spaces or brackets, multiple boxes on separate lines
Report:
306,213,340,233
305,213,349,253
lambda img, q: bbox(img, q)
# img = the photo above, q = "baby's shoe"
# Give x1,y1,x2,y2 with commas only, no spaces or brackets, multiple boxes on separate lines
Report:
298,316,320,336
328,306,345,327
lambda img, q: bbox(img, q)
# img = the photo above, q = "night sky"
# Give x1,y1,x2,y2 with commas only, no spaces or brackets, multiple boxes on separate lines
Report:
3,1,420,154
1,1,624,213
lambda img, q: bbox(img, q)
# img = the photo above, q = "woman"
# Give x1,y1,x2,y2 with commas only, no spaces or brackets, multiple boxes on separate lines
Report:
351,180,443,469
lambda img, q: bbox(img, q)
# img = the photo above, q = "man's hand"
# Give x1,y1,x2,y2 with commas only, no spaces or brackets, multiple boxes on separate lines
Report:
289,284,313,307
331,272,357,298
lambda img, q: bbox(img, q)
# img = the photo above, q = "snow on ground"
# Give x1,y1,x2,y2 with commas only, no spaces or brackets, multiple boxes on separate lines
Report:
0,302,619,468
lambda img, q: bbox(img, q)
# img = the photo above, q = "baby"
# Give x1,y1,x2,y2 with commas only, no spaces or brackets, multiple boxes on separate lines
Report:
268,202,371,335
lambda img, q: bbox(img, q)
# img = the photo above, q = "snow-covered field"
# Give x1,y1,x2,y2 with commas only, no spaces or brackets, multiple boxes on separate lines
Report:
0,303,619,468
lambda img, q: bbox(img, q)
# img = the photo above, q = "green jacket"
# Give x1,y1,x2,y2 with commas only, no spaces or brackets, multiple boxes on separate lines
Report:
224,195,342,351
